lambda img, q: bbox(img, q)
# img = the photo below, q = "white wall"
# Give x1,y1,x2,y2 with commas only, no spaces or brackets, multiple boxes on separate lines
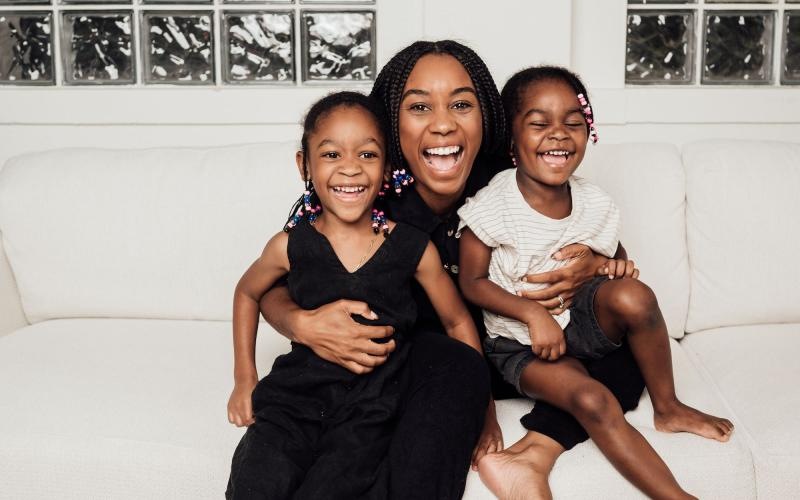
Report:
0,0,797,168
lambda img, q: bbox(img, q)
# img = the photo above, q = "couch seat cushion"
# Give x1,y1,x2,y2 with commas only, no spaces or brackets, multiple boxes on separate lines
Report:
681,324,800,499
0,318,289,500
464,339,755,499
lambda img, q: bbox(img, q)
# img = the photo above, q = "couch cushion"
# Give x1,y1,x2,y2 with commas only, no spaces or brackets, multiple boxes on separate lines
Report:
578,143,689,339
0,143,299,323
0,318,290,500
683,140,800,332
464,338,755,499
681,323,800,499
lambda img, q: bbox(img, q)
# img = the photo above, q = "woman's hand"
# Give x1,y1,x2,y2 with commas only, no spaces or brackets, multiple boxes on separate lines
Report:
519,243,605,314
227,376,258,427
472,400,503,470
290,299,397,375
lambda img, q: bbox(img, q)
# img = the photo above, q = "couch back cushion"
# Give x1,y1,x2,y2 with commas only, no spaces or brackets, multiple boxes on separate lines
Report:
579,143,689,339
683,140,800,332
0,143,300,322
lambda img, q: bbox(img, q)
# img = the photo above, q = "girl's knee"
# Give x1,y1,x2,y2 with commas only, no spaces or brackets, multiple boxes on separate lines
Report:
568,385,621,426
601,279,660,327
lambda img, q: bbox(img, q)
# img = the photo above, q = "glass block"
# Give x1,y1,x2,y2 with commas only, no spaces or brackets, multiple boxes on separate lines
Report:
703,11,774,84
0,12,52,84
301,10,375,81
628,1,695,4
222,11,294,84
783,12,800,84
61,0,130,5
62,11,135,84
143,12,214,84
142,0,210,4
626,11,694,84
224,0,292,3
706,0,775,3
301,0,374,3
0,0,50,4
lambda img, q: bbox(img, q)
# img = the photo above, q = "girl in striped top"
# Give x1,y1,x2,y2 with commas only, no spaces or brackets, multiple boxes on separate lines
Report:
458,66,733,500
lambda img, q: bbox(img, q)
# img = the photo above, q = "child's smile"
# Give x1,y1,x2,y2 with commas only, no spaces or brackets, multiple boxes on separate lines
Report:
297,105,386,230
512,79,589,190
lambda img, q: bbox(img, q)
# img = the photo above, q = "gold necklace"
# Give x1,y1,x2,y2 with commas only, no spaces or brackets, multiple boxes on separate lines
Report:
353,233,380,271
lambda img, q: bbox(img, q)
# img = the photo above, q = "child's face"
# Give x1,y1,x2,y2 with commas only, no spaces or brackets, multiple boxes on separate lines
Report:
299,105,386,227
398,54,483,203
511,79,589,188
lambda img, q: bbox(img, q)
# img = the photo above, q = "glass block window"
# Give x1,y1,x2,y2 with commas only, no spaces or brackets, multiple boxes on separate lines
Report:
0,0,376,86
627,0,800,85
0,11,52,83
301,10,374,81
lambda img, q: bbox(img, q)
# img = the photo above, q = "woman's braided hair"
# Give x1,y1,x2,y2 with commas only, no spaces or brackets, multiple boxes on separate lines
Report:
501,65,595,140
370,40,511,197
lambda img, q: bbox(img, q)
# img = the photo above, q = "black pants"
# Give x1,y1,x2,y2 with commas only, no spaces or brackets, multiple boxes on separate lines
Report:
518,338,646,450
226,331,489,500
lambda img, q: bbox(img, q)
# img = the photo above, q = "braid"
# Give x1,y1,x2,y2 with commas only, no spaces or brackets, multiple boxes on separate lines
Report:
501,66,597,142
371,40,511,195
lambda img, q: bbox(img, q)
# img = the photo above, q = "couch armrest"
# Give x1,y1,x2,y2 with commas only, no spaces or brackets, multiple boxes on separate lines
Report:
0,232,28,337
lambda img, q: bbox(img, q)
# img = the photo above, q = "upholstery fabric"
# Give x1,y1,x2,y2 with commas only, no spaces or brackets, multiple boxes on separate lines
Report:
0,318,289,500
682,323,800,499
579,143,689,339
463,338,754,499
0,143,299,323
683,140,800,332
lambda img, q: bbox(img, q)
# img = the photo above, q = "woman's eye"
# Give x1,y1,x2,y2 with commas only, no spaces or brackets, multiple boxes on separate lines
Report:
408,103,429,113
452,101,473,111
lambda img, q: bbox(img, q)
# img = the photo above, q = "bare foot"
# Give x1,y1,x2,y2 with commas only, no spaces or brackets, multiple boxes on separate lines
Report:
654,401,734,442
477,448,552,500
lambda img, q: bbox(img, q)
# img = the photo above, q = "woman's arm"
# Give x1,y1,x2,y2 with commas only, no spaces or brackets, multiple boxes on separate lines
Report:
519,242,617,312
258,281,396,375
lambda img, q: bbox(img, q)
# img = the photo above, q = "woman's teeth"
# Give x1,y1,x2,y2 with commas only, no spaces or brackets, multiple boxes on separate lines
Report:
423,146,463,172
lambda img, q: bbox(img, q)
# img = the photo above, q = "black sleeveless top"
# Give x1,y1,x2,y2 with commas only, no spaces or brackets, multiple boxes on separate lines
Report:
287,219,430,338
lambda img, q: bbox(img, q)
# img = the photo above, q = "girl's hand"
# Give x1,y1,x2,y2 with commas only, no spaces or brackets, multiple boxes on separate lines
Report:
527,312,567,361
291,299,396,375
227,376,258,427
598,258,639,280
519,243,605,314
472,400,503,470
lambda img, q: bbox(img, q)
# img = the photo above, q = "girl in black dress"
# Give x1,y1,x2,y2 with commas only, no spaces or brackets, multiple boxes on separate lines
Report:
225,91,493,499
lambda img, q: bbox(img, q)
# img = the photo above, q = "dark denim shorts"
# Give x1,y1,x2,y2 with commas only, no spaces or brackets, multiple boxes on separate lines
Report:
483,276,621,395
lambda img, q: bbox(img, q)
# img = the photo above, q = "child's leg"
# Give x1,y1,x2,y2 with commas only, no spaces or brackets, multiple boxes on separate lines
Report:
593,278,734,441
481,356,695,500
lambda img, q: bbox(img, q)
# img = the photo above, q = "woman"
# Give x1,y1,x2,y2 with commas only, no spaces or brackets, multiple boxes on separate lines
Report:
259,40,645,499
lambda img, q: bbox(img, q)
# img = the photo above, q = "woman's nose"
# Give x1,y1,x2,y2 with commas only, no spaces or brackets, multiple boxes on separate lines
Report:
430,108,457,135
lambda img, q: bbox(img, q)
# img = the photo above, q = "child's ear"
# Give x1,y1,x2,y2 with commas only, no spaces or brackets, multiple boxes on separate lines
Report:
295,151,306,181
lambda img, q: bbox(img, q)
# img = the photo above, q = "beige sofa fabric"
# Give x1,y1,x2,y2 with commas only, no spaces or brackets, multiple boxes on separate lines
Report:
0,231,27,337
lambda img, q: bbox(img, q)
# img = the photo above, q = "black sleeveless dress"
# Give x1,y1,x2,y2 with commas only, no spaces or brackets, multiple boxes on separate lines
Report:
227,219,430,500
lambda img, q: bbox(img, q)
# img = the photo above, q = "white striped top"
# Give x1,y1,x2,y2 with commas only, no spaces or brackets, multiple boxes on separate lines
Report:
458,168,619,345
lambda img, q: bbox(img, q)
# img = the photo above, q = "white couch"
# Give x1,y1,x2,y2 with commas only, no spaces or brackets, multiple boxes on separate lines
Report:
0,140,797,499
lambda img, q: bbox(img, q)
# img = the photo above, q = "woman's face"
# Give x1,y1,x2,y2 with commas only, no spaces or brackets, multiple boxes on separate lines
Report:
398,54,483,209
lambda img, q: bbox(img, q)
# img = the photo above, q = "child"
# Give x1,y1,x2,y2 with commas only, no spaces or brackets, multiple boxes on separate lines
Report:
458,66,733,500
225,91,498,499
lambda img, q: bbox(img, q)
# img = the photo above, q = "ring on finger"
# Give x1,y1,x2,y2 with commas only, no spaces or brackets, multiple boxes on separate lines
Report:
557,295,565,309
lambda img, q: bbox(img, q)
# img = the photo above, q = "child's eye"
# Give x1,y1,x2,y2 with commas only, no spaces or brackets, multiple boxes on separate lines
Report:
566,122,584,128
360,151,380,159
529,122,548,128
321,151,340,159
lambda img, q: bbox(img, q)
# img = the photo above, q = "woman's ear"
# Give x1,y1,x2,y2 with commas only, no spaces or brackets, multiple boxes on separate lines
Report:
295,151,306,181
